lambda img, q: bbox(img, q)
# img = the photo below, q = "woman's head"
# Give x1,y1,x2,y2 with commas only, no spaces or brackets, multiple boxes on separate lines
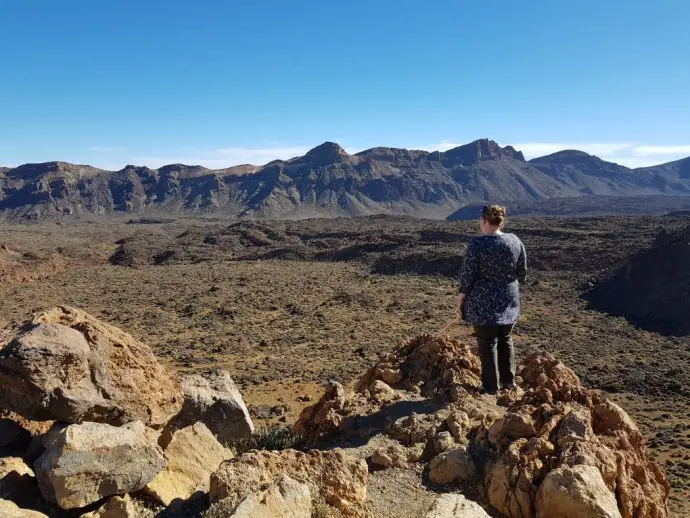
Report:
480,204,506,234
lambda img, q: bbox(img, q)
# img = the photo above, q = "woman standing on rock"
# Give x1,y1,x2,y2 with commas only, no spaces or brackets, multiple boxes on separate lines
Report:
458,204,527,395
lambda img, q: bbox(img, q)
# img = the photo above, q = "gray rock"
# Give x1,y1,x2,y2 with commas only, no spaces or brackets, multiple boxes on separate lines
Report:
0,307,181,427
428,447,477,484
34,421,165,510
79,495,137,518
163,370,254,446
145,422,233,506
426,493,490,517
536,465,622,518
209,475,311,518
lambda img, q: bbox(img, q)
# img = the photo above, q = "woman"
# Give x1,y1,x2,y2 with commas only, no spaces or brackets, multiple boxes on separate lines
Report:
458,204,527,394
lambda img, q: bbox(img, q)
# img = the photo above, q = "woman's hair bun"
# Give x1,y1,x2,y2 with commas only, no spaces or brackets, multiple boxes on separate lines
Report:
481,204,506,226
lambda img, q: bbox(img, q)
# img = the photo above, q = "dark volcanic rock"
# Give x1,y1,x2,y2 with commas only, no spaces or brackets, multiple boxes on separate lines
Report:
585,226,690,335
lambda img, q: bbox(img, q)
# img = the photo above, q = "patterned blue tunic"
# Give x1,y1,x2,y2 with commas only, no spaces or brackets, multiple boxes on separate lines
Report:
460,233,527,326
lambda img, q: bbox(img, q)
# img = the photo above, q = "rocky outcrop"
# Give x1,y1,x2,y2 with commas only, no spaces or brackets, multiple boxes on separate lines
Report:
296,334,482,443
34,421,165,509
425,493,491,518
357,333,481,398
291,335,669,518
484,352,669,518
145,422,233,506
294,381,346,441
585,225,690,336
535,465,621,518
210,449,368,518
163,370,254,446
0,306,181,427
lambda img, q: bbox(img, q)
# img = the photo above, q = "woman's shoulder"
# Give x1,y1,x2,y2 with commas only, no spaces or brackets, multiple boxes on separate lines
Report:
501,232,525,248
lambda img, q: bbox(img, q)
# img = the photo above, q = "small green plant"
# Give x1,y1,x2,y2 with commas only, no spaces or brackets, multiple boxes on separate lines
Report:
233,425,309,454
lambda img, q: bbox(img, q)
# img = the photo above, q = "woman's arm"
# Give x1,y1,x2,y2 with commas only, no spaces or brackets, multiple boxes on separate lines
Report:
517,240,527,283
459,239,479,296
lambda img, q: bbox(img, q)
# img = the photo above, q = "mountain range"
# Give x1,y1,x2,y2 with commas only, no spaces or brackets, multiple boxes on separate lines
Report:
1,139,689,221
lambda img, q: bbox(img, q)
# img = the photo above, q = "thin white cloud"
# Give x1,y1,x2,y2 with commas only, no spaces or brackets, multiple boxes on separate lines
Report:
511,142,635,158
214,146,311,165
632,145,690,156
418,140,463,152
507,142,690,168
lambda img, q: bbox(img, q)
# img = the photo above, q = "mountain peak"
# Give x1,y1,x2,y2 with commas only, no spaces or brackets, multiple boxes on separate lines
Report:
305,142,349,166
5,161,100,179
443,139,525,165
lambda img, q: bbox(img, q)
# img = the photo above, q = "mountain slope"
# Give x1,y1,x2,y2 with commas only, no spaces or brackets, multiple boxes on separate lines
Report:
1,140,690,221
529,151,690,195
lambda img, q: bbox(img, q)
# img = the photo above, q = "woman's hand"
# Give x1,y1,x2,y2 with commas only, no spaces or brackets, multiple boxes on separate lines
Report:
457,293,465,316
442,293,466,333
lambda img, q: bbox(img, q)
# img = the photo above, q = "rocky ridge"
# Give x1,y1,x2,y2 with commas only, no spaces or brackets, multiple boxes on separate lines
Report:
0,309,670,517
2,140,690,221
296,333,670,518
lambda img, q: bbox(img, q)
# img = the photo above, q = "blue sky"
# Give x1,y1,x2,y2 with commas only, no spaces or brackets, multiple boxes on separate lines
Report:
1,0,689,169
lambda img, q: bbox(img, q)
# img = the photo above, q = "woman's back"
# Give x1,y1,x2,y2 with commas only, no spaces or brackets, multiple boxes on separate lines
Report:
460,232,527,326
472,233,526,284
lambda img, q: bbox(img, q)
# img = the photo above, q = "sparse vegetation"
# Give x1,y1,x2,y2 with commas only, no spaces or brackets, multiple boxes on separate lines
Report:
233,426,309,454
1,213,689,515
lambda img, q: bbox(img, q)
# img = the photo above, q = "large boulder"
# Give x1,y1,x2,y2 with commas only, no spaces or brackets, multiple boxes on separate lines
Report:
0,499,48,518
206,475,311,518
426,493,491,518
210,449,368,518
34,421,165,509
535,465,622,518
163,370,253,446
0,306,181,427
145,422,233,506
428,447,477,484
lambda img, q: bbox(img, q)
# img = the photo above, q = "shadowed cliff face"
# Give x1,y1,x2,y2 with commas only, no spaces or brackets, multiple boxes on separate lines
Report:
585,226,690,336
1,140,689,221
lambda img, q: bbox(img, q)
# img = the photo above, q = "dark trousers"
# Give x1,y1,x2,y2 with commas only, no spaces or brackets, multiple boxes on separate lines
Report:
474,325,515,393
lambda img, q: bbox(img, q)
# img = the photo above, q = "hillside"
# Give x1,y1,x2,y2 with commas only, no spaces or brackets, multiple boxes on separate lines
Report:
2,140,690,221
530,151,690,195
585,226,690,335
447,195,690,220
